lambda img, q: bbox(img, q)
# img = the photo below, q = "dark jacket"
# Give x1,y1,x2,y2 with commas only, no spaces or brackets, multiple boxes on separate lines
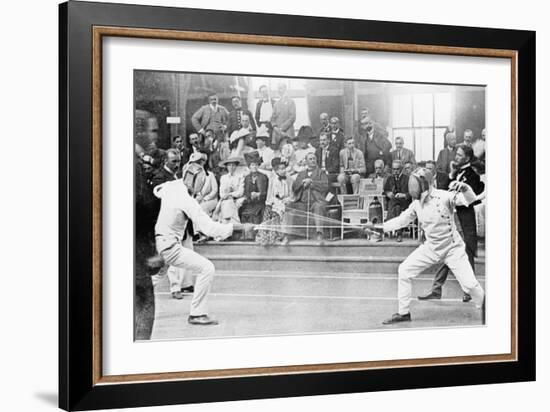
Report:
292,168,329,203
362,124,392,175
315,145,340,174
436,146,457,175
227,108,256,137
328,129,345,152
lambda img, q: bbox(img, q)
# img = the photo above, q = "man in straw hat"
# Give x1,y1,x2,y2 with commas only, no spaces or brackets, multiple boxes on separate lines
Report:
154,175,249,325
215,156,246,224
364,167,485,325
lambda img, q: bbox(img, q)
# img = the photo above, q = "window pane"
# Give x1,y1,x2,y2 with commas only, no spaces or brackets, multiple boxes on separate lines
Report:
434,93,452,126
413,94,433,127
414,128,434,162
433,127,448,159
392,95,412,127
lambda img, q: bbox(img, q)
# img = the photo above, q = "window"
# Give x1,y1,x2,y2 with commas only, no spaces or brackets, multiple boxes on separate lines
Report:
391,92,453,161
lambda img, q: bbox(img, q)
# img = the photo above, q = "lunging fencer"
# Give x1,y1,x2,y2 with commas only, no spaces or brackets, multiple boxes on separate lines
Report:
154,178,249,325
364,167,485,325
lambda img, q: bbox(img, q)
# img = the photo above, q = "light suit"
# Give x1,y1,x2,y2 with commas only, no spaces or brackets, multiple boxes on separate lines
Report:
383,186,485,315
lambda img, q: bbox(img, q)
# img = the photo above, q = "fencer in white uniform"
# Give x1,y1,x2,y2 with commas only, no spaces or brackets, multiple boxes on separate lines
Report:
154,178,236,325
365,167,485,325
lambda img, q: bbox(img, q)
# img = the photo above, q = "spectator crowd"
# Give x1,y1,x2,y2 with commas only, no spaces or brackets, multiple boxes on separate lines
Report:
135,84,487,246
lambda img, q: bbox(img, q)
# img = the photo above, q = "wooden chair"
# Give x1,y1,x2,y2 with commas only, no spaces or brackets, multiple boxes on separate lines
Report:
338,195,369,239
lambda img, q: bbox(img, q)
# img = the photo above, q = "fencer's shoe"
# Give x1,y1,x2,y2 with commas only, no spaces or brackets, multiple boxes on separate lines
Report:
417,292,442,300
462,293,472,303
382,313,411,325
181,285,194,293
188,315,219,325
171,291,184,300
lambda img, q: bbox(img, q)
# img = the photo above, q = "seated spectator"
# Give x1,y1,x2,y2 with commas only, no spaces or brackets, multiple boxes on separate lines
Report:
229,113,256,157
315,131,340,185
425,159,449,189
227,95,256,138
391,136,416,167
292,126,316,174
180,152,207,198
403,161,414,176
240,152,269,230
337,137,366,194
254,124,275,174
285,153,330,242
214,156,246,224
209,131,231,179
256,157,294,245
368,159,387,180
196,154,219,216
384,160,411,242
181,132,204,166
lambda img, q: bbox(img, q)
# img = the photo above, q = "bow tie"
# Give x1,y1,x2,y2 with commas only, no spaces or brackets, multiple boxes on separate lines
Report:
277,175,287,181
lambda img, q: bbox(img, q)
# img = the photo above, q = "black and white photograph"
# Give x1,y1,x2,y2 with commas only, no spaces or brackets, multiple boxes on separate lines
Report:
134,71,488,341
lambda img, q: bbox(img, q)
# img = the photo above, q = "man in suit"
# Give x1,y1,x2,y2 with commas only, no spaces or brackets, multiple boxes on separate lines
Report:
383,159,411,242
180,132,204,167
425,159,449,190
337,137,366,194
315,131,340,186
254,84,275,132
318,112,331,136
462,128,474,147
271,82,296,148
359,107,392,175
418,144,485,301
328,116,345,152
191,94,229,141
286,152,330,242
391,136,416,167
227,95,256,138
436,130,457,175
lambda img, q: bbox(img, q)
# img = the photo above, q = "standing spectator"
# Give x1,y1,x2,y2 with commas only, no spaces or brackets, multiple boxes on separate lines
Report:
318,112,331,136
150,148,181,188
315,131,340,185
337,137,366,194
271,82,296,147
254,84,275,132
360,107,392,175
227,95,256,138
391,136,416,167
462,128,474,146
436,130,457,175
418,144,485,301
256,157,293,245
215,157,246,224
384,160,411,242
286,153,330,242
191,94,229,142
254,125,275,174
240,152,269,231
328,117,345,152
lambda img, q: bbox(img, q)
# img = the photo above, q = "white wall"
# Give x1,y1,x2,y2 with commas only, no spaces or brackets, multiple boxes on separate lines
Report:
0,1,546,411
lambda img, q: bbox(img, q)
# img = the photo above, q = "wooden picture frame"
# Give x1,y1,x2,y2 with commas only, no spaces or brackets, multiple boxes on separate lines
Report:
59,1,535,410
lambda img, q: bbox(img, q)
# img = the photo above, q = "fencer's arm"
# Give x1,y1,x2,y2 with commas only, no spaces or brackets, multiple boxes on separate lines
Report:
449,181,477,207
381,202,417,233
181,191,234,240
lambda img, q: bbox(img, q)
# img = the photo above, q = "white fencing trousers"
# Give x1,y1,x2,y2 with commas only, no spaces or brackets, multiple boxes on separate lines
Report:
151,237,195,293
156,236,215,316
397,243,484,315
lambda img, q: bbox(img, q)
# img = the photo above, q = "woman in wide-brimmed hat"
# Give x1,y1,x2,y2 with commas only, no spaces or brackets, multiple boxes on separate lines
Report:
214,156,246,224
255,157,293,245
254,124,275,173
240,152,269,233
